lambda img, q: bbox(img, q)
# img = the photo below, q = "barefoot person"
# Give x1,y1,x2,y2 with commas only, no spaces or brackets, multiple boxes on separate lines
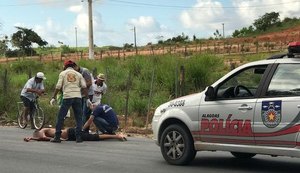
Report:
23,127,126,142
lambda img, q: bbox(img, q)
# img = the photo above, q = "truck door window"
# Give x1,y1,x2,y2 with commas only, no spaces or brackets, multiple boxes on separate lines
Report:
267,64,300,97
217,65,267,99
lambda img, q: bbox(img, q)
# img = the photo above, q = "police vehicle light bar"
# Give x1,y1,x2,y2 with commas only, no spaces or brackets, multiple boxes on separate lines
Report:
288,41,300,54
267,41,300,59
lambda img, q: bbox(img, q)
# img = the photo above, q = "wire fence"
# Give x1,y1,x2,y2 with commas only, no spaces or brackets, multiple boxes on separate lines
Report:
1,38,297,64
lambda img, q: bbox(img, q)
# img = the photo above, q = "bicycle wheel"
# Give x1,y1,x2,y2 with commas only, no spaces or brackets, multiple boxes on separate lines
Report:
17,107,27,129
32,107,45,130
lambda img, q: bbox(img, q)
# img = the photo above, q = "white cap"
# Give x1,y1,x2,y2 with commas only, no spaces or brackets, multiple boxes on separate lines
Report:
36,72,46,80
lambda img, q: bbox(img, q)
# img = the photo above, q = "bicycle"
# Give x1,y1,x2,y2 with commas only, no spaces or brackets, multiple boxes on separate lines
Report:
17,97,45,130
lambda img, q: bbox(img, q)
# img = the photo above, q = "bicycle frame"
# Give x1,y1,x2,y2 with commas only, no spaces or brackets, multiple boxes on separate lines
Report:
17,98,45,129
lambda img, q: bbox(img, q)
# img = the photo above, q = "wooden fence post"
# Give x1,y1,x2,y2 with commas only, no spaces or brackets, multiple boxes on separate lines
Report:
124,71,132,131
151,46,154,55
175,65,178,98
51,51,54,61
200,43,202,54
105,67,111,105
179,65,185,96
92,67,97,78
28,69,32,79
118,50,120,59
145,68,155,129
3,69,8,93
123,49,125,60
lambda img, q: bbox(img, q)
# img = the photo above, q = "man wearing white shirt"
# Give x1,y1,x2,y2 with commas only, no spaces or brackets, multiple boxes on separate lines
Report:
20,72,46,129
92,73,107,106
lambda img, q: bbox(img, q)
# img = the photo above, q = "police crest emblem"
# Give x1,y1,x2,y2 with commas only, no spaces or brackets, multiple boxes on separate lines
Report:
261,101,281,128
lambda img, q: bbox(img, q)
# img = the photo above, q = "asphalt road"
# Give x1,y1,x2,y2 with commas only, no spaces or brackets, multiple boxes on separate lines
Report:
1,126,300,173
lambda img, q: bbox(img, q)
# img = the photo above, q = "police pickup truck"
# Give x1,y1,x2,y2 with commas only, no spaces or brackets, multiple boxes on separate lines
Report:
152,42,300,165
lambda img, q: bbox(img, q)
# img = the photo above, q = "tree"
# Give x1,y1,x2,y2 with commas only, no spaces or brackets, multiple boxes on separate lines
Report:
232,26,255,38
171,33,189,43
253,12,280,31
0,35,9,56
11,26,48,56
193,34,197,41
213,29,222,39
123,43,134,51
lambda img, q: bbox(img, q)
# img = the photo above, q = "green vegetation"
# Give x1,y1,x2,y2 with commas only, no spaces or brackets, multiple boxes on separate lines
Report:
1,10,295,127
9,26,48,57
232,12,300,38
0,53,228,127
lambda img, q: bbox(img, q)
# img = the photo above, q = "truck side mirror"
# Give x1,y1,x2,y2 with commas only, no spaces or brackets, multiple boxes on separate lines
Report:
205,86,216,101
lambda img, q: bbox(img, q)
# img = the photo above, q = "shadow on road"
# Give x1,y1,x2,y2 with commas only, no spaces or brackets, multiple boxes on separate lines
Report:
190,155,300,172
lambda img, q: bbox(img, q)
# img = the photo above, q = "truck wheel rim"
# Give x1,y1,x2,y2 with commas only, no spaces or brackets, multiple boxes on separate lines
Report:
163,130,185,160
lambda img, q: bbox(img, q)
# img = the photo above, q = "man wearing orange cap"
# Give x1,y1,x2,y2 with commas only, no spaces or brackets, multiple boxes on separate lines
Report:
50,60,88,143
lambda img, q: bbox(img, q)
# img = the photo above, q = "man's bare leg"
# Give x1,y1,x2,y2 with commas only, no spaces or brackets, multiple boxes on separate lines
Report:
99,133,127,141
24,128,69,142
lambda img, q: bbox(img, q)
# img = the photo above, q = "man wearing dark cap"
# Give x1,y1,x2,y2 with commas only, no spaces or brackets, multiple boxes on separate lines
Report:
50,60,88,143
20,72,46,129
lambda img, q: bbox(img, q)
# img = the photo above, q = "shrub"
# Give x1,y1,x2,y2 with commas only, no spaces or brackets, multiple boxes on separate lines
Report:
0,53,232,127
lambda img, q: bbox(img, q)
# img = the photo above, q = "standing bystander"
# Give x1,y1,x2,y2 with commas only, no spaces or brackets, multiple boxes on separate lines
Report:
73,64,94,125
50,60,88,143
91,73,107,106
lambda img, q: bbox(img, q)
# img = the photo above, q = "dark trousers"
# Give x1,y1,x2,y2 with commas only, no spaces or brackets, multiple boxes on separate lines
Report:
55,98,83,139
93,117,118,134
82,96,93,131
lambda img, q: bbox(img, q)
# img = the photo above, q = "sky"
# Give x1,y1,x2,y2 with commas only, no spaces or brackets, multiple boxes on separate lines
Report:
0,0,300,48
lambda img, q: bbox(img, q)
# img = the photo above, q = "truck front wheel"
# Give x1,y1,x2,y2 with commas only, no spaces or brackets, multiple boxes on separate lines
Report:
160,124,196,165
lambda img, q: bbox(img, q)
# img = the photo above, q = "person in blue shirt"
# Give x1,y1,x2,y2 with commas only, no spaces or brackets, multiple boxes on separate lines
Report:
83,104,119,134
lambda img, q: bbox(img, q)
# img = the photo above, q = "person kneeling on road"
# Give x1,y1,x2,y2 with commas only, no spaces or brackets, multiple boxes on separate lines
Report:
83,104,119,135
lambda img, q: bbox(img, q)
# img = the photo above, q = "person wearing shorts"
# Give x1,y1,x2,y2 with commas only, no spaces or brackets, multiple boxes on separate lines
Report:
66,128,101,141
20,72,46,129
23,127,126,142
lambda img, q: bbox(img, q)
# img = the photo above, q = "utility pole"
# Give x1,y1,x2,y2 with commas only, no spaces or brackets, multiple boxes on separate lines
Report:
75,27,78,51
88,0,94,59
133,26,137,55
222,23,225,38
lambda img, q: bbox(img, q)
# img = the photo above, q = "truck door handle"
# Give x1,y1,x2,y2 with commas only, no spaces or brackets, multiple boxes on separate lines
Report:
238,105,253,110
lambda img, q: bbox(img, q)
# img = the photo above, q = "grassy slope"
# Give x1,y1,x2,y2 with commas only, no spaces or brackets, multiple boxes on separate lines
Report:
0,54,227,127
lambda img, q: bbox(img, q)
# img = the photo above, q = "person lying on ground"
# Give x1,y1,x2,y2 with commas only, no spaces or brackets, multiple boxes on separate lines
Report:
23,127,127,142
